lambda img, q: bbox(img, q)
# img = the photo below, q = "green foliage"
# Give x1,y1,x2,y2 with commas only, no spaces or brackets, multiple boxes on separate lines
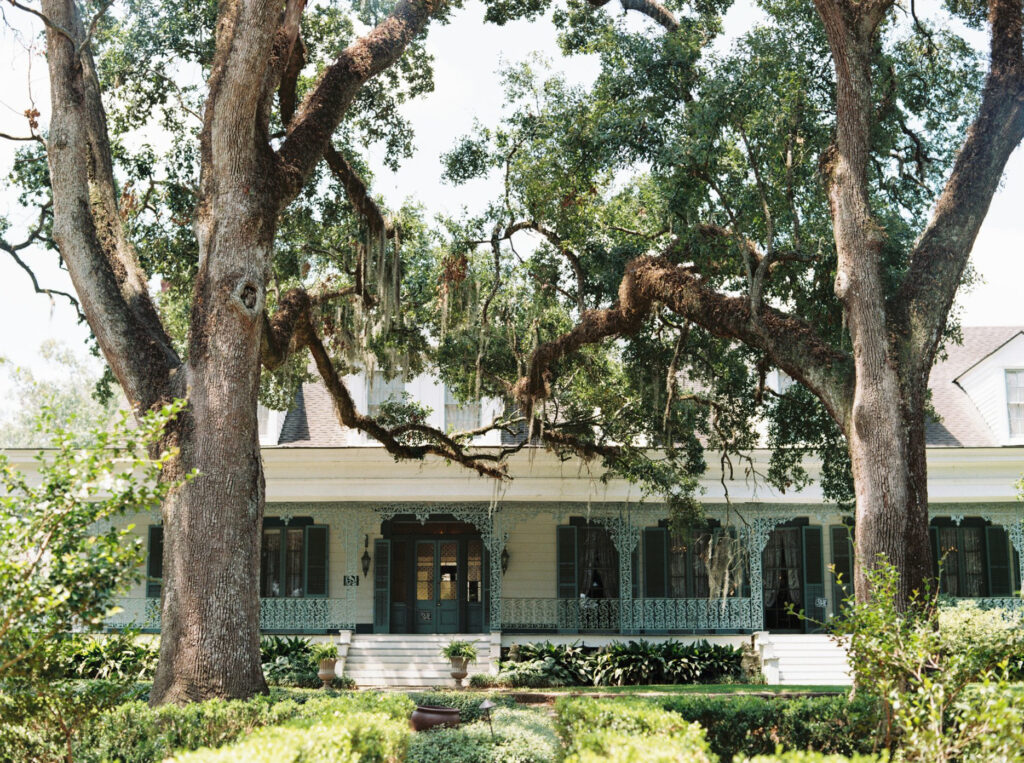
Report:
44,632,160,681
259,636,346,688
555,696,715,763
405,707,558,763
441,639,480,661
0,341,120,448
831,559,1024,762
408,690,514,723
75,690,414,762
740,754,884,763
491,639,742,687
171,711,409,763
0,400,189,682
937,600,1024,680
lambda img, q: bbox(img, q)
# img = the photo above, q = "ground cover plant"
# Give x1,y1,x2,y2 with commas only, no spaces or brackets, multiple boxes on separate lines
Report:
474,639,743,688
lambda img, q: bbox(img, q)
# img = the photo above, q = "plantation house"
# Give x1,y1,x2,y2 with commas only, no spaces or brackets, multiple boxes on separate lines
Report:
9,327,1024,685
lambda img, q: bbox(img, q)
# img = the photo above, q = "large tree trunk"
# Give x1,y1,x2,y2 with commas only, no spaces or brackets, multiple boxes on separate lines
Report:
150,207,273,703
816,0,932,606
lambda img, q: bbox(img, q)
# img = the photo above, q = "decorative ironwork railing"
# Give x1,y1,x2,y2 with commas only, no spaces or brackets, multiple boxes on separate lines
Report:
104,597,354,632
500,597,754,632
949,597,1024,612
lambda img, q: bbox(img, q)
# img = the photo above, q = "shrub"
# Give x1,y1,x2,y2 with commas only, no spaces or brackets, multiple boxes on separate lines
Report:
45,632,160,681
937,600,1024,680
408,690,514,722
74,690,414,762
556,696,714,763
258,636,350,688
497,639,743,687
741,754,884,763
405,706,557,763
653,694,882,761
564,726,714,763
171,711,408,762
832,559,1024,762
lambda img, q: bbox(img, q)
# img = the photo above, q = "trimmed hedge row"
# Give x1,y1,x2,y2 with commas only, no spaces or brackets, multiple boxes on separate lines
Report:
556,696,887,763
171,711,408,763
73,691,414,762
652,694,883,761
555,696,715,762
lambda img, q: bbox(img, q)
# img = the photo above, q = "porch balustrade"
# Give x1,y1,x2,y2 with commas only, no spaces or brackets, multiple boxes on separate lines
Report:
104,597,354,633
500,596,756,632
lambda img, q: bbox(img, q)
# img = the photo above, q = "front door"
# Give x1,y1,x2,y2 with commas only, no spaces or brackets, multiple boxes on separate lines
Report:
414,540,459,633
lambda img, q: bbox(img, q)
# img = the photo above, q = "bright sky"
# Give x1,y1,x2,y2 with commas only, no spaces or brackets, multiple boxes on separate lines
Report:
0,1,1020,387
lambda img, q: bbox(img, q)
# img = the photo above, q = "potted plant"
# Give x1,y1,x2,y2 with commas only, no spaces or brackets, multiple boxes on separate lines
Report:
440,640,478,688
310,642,338,689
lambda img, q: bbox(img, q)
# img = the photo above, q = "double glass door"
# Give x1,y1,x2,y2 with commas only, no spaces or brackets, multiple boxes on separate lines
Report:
415,540,460,633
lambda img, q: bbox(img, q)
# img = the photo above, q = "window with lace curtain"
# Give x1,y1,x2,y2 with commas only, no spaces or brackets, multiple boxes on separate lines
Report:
444,386,480,433
367,373,405,417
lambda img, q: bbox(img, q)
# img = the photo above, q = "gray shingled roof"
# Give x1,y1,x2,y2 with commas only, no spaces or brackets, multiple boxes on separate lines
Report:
277,382,351,446
926,327,1024,447
275,328,1024,448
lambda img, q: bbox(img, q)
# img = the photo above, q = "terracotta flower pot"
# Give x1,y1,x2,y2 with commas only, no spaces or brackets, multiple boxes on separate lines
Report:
410,705,461,731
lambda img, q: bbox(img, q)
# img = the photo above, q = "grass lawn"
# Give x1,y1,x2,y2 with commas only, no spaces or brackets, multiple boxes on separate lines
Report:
501,683,848,695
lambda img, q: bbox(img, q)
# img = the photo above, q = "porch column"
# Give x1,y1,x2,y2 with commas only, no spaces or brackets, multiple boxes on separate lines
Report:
743,516,790,632
610,518,641,635
487,512,508,632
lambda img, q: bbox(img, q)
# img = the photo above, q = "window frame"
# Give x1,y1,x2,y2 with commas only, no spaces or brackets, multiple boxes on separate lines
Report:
1006,369,1024,438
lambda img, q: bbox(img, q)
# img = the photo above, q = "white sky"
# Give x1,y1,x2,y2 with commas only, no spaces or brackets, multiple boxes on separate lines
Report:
0,0,1020,386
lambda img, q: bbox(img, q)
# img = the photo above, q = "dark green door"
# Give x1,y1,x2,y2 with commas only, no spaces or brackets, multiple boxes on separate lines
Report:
414,540,459,634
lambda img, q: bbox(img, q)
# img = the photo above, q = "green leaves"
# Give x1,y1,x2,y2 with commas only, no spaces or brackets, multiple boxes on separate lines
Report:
0,400,190,682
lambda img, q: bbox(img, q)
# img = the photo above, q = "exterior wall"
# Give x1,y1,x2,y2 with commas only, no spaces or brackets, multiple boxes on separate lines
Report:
955,333,1024,445
502,511,558,600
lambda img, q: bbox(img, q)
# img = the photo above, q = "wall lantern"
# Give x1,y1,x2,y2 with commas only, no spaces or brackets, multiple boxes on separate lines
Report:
361,535,372,577
500,547,510,575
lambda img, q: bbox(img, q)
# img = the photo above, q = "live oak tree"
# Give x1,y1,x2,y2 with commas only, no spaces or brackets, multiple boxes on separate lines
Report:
6,0,544,704
438,0,1024,609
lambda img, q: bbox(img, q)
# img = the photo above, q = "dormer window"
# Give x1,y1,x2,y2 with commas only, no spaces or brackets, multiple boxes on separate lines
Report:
367,373,405,417
445,386,481,432
1007,370,1024,437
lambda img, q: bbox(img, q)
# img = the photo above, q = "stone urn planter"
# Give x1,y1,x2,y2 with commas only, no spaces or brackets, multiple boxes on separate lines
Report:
440,639,478,690
316,658,337,689
449,656,469,687
410,705,461,731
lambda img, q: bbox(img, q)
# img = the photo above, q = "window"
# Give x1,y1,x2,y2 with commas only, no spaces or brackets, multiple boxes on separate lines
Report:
260,518,328,598
367,373,405,417
557,521,620,599
147,520,328,600
1007,370,1024,436
643,524,747,599
445,386,480,433
930,520,1021,598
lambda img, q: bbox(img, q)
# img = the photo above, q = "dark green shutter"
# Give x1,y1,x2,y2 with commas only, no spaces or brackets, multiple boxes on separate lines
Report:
304,525,328,597
987,526,1013,597
146,525,163,598
830,525,853,615
930,527,942,592
557,526,577,599
373,539,391,633
643,528,668,598
1014,547,1022,594
802,526,825,631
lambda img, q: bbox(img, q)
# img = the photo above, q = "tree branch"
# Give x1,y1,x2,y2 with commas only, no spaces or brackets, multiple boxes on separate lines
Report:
587,0,679,32
513,246,853,427
41,0,180,410
276,0,441,201
899,0,1024,371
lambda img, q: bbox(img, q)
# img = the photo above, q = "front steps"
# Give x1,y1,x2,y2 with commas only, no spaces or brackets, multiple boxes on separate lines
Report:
342,633,493,688
756,633,852,686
